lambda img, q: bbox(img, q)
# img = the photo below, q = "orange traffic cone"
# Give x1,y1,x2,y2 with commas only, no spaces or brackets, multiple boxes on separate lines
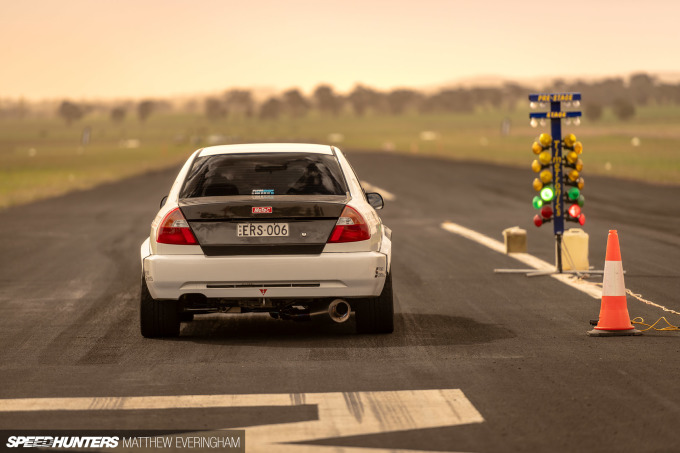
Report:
587,230,641,336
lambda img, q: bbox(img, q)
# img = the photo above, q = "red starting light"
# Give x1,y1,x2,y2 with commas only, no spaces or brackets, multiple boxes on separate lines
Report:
578,213,586,225
568,204,581,218
540,205,553,219
533,214,543,227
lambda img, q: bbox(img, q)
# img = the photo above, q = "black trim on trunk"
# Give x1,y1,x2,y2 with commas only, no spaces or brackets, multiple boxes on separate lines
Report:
179,196,348,220
202,244,326,256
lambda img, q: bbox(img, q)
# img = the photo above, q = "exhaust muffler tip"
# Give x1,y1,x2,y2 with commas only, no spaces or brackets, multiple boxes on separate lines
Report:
328,299,351,323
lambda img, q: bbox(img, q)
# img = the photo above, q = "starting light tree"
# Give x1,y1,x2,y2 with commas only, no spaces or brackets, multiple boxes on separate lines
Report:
529,93,585,272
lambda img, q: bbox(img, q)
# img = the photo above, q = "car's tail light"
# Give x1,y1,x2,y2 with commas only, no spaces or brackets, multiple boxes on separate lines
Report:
156,208,198,245
328,206,371,243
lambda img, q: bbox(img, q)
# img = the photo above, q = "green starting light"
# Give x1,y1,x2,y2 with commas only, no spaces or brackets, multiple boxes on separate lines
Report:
577,194,585,207
532,196,543,209
568,187,580,201
540,184,555,202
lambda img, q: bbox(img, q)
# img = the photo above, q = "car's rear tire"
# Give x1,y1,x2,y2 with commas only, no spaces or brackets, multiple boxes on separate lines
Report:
355,272,394,334
140,276,180,338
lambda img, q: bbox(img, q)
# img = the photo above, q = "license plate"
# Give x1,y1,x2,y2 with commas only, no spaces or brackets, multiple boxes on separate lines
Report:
237,223,289,237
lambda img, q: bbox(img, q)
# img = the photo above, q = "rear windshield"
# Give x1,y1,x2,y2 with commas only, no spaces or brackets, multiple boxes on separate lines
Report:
180,152,348,198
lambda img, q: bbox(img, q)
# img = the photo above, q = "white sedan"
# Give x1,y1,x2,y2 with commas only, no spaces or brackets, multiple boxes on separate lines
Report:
140,143,393,337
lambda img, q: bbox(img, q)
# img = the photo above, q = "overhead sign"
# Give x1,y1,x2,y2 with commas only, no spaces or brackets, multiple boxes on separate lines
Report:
529,93,582,102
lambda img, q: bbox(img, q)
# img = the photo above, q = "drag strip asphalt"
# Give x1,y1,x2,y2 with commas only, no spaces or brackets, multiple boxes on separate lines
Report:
1,151,679,453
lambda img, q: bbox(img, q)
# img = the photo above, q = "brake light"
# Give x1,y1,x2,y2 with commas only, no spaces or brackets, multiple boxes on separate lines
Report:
328,206,371,243
156,208,198,245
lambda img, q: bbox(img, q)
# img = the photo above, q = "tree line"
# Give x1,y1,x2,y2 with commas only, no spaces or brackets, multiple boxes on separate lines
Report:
3,72,679,124
55,99,159,125
190,74,680,122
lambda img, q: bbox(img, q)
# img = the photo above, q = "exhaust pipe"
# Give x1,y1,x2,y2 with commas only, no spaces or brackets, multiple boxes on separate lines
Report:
328,299,351,323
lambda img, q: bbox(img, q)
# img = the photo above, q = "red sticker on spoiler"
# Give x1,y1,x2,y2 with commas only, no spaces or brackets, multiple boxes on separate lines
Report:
259,289,268,295
252,207,272,214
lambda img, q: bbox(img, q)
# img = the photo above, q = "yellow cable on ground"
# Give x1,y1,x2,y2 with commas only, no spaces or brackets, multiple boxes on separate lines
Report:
631,317,680,332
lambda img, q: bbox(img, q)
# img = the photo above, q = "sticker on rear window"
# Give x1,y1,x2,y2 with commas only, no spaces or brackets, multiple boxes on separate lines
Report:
252,189,275,195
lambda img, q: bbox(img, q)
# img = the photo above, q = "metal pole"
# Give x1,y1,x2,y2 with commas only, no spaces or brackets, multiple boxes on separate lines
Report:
556,233,563,273
551,97,564,275
551,101,564,236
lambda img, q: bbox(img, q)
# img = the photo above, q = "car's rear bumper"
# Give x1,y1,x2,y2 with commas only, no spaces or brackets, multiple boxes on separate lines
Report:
143,251,388,300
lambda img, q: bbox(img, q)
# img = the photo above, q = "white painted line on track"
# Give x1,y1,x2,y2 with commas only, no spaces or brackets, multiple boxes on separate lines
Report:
0,393,295,412
441,221,602,300
0,389,484,453
361,181,396,201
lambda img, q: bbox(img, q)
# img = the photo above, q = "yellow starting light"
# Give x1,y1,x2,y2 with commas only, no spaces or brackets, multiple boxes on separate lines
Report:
577,177,585,190
538,150,551,166
566,151,578,164
532,141,543,154
533,178,543,191
575,158,584,172
564,133,577,148
539,133,552,147
531,160,542,173
567,169,580,182
539,169,552,184
574,141,583,154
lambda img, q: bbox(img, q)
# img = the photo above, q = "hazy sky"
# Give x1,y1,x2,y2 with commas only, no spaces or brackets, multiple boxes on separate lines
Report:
2,0,678,99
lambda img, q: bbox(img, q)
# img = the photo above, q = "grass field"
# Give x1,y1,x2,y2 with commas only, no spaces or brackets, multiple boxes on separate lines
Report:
1,105,679,209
